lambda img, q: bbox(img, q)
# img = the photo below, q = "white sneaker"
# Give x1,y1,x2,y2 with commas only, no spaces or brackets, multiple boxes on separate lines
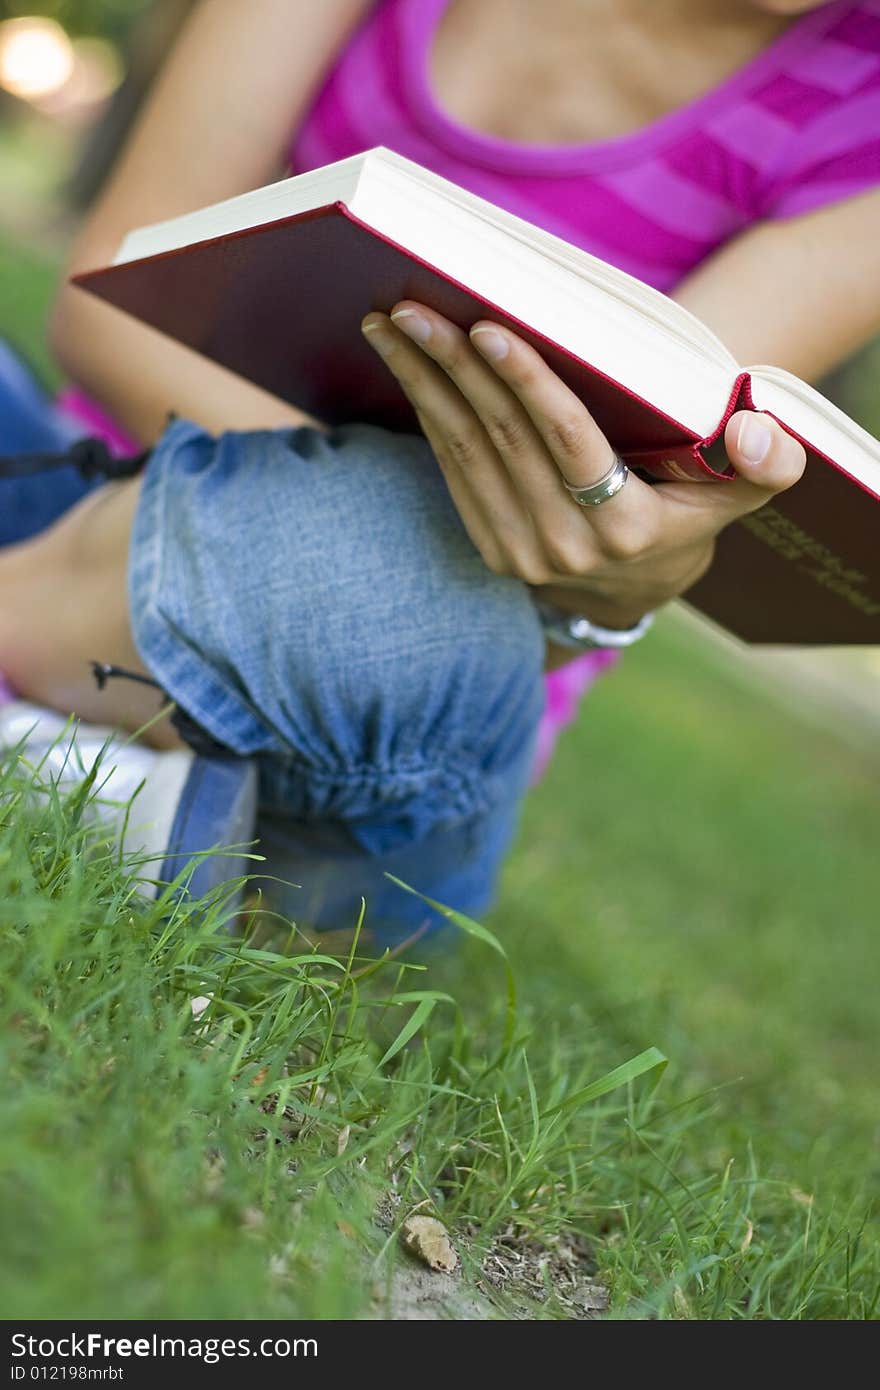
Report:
0,700,258,898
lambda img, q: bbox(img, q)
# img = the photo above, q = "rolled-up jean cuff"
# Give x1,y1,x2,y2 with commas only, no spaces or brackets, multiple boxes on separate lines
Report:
127,418,545,928
255,752,533,946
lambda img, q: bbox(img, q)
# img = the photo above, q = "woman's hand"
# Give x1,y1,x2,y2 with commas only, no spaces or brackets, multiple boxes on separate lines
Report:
361,302,806,633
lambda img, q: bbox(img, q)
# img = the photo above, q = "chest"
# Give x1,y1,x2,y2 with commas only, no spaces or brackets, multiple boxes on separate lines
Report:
429,0,787,145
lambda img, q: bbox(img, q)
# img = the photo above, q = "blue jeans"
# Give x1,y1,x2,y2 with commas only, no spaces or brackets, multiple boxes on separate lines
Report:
1,361,545,942
129,419,542,945
129,420,545,941
0,341,98,544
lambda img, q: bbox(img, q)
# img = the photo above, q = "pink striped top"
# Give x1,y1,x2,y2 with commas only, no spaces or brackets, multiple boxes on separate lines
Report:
292,0,880,289
63,0,880,773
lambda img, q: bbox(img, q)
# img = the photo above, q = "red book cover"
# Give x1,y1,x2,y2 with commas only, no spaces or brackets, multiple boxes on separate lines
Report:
74,202,880,646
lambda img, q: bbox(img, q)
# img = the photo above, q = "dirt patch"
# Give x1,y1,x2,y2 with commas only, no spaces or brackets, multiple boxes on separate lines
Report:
375,1262,495,1320
374,1196,609,1320
477,1230,609,1318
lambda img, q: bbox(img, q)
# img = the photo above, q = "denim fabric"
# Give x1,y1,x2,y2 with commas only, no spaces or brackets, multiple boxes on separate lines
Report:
0,341,97,544
129,419,545,940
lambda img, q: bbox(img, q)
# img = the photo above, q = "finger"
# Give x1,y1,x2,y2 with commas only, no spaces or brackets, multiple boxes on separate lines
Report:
361,312,539,571
386,305,674,570
390,304,666,566
468,318,656,505
362,310,508,503
389,302,575,522
724,411,808,501
409,409,512,573
653,412,807,538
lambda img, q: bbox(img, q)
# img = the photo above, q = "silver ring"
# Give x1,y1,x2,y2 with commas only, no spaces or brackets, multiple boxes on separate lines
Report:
565,455,629,507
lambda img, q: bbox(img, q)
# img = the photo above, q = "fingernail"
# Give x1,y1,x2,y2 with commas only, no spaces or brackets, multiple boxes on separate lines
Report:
390,307,432,344
470,325,509,361
737,414,772,466
361,320,393,356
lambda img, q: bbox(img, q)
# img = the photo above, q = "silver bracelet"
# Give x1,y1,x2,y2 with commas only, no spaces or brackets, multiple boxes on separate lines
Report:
536,601,655,651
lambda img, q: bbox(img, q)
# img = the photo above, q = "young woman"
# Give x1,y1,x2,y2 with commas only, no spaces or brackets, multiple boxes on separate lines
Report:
2,0,878,939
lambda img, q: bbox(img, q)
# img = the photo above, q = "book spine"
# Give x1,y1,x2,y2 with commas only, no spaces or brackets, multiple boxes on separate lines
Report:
623,372,754,483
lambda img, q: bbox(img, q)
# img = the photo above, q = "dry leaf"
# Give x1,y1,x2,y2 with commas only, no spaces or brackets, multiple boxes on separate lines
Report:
336,1124,351,1156
190,995,211,1019
740,1220,754,1252
401,1214,458,1274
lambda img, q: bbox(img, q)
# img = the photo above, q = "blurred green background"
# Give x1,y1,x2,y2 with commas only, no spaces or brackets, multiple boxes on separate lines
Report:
1,0,878,1318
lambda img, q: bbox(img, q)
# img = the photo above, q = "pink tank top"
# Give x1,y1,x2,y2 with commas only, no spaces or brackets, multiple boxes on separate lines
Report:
291,0,880,283
63,0,880,774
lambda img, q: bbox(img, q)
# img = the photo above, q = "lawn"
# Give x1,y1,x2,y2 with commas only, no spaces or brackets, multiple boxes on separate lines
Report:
0,224,67,387
1,229,878,1320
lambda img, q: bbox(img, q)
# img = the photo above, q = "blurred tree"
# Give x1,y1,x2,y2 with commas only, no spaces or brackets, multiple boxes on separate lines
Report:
63,0,194,208
0,1,153,43
0,4,196,207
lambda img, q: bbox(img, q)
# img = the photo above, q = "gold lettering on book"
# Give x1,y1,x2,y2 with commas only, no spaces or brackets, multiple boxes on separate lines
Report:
739,509,880,618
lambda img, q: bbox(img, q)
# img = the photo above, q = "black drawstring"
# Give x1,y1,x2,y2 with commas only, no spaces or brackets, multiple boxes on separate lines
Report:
0,437,149,482
89,662,233,759
4,434,234,761
90,661,161,692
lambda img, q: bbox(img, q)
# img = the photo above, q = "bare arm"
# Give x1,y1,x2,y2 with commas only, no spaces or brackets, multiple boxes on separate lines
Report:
674,187,880,380
50,0,372,445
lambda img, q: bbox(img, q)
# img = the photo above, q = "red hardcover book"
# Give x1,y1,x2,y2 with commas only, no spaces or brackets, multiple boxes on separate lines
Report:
73,148,880,645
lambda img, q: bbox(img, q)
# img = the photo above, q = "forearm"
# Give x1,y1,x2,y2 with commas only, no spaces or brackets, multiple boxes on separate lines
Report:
673,191,880,380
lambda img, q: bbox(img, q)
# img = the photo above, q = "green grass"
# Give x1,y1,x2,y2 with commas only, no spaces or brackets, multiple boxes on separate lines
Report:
0,739,669,1320
1,227,878,1319
0,222,64,385
491,615,880,1315
1,682,877,1321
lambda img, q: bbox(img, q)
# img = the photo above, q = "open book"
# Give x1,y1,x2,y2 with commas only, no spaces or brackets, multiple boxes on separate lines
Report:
74,147,880,644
